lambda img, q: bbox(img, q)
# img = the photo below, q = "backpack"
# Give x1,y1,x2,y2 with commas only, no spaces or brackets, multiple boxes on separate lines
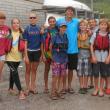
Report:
93,31,109,50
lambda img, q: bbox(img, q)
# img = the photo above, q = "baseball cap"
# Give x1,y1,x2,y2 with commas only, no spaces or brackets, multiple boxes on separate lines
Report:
58,22,67,28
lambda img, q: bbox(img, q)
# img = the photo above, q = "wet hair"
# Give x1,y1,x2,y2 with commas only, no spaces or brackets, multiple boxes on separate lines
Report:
11,18,23,33
65,6,75,13
48,16,56,22
0,11,6,19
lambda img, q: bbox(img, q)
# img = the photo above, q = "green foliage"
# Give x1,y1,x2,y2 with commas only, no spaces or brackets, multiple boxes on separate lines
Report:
77,0,110,18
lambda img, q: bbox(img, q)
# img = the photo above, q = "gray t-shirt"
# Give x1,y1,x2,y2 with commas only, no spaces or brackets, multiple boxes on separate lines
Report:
90,31,110,62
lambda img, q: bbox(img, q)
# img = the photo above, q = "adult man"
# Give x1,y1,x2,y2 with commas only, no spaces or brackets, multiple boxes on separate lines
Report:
57,6,79,93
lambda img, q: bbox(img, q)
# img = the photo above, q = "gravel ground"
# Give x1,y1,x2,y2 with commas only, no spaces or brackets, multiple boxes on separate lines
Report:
0,62,110,110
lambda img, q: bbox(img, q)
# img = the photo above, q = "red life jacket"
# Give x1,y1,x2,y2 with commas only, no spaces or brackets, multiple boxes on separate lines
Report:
94,32,109,50
0,25,10,56
45,32,51,51
45,27,58,51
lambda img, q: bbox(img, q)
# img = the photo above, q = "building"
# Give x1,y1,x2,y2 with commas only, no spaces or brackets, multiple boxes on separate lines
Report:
0,0,45,27
0,0,92,27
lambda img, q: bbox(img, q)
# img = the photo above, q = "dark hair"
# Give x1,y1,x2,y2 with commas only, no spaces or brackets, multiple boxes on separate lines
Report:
48,16,56,22
65,6,75,13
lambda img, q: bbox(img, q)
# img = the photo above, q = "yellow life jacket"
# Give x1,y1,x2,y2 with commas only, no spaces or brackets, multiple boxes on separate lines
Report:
78,32,90,49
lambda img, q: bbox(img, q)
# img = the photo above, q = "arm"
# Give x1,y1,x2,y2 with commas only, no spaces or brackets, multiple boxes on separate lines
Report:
90,33,97,63
105,34,110,64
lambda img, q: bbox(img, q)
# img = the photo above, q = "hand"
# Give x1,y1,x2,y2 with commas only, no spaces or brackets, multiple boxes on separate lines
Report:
91,55,97,64
24,56,29,64
40,25,45,34
105,57,110,64
42,55,46,62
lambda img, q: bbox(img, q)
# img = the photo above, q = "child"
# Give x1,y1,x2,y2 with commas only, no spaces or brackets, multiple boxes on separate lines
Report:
6,18,26,100
90,19,110,97
41,16,58,93
0,11,10,80
87,19,98,89
77,20,91,94
50,22,68,100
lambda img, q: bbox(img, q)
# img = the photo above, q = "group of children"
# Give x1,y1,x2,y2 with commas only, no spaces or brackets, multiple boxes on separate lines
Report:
42,16,110,99
0,10,110,100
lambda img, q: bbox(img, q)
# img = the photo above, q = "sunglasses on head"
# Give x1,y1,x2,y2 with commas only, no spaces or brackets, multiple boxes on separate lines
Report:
29,17,36,19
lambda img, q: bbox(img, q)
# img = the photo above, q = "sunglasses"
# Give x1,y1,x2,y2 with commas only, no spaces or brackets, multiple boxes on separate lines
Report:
29,17,36,19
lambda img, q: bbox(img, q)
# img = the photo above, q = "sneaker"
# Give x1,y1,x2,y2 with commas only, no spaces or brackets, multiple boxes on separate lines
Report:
83,88,88,93
79,88,86,94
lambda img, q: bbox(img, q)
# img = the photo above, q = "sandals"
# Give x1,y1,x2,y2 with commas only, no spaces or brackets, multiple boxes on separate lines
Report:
98,91,104,97
57,93,65,99
44,89,49,94
24,89,30,96
19,91,26,100
60,89,66,94
91,90,99,96
50,94,58,100
30,89,38,94
68,88,75,94
8,89,18,96
88,85,94,89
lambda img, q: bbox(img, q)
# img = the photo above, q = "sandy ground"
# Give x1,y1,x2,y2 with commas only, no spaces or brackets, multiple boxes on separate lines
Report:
0,62,110,110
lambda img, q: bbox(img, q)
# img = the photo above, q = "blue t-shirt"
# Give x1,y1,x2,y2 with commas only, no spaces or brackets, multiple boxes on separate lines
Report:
23,24,43,51
57,17,79,54
51,33,68,64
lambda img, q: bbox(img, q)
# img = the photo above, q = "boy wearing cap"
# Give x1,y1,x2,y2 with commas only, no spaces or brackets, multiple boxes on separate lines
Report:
50,23,68,100
57,6,79,93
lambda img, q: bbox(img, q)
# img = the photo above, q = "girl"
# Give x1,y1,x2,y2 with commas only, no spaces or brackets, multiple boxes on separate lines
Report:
90,19,110,97
6,18,26,100
77,20,91,94
0,11,10,80
41,16,58,93
50,22,68,100
23,12,43,95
